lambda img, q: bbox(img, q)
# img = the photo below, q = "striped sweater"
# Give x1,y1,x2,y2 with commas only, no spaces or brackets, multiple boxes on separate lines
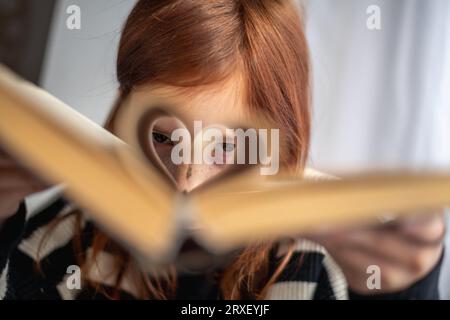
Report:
0,193,442,300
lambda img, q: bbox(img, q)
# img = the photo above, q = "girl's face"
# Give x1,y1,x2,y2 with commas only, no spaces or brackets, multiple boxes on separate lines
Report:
125,77,265,192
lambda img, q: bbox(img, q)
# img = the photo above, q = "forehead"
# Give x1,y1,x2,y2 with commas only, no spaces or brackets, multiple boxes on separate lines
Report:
126,77,260,129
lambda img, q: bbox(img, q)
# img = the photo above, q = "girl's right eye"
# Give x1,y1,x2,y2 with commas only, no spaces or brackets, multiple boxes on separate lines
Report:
152,132,173,146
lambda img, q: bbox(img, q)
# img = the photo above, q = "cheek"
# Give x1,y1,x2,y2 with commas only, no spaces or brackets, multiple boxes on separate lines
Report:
213,147,236,164
181,164,224,191
154,145,179,178
196,163,225,179
154,145,172,164
153,144,225,187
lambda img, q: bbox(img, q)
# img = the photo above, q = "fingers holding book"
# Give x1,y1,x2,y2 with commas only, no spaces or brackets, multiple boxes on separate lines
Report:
306,210,445,294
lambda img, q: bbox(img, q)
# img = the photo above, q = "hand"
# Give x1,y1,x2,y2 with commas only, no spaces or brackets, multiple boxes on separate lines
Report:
309,212,446,294
0,147,46,224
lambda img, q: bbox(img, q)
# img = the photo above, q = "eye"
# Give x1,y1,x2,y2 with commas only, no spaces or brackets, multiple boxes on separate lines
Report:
222,142,235,152
152,131,173,145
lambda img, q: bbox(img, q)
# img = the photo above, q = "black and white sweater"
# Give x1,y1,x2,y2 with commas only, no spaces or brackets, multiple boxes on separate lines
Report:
0,194,443,300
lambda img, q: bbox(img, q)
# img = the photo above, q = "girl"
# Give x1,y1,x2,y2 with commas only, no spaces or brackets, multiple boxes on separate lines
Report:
0,0,444,300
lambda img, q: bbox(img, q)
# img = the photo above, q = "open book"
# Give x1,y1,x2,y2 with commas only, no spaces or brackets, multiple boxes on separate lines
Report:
1,65,450,268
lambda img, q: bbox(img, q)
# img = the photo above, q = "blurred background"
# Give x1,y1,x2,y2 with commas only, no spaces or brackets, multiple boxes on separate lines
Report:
0,0,449,298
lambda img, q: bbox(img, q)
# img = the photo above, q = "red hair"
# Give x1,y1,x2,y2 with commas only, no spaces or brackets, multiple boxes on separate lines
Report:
51,0,310,299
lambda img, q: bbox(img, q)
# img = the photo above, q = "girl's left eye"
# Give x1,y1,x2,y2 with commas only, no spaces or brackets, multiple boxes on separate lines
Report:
152,132,173,145
222,142,235,152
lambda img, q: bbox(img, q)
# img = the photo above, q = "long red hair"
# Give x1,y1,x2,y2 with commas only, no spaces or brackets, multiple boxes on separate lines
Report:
47,0,311,300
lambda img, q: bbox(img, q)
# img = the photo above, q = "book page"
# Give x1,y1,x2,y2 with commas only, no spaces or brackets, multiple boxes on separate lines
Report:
0,66,176,262
192,169,450,253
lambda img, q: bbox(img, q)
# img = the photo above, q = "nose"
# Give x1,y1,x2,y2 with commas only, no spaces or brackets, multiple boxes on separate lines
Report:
175,163,222,192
